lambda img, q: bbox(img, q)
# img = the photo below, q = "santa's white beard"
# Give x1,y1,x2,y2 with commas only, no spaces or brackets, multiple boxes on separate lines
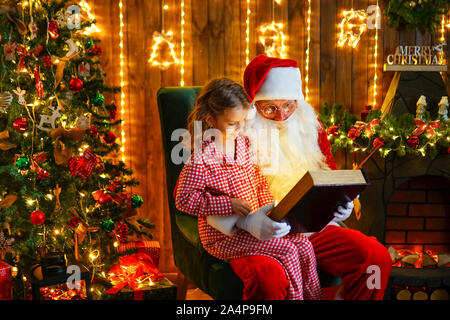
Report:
245,100,330,202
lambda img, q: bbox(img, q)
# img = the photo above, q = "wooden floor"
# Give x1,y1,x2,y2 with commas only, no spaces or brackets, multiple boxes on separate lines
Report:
186,287,213,300
166,273,213,300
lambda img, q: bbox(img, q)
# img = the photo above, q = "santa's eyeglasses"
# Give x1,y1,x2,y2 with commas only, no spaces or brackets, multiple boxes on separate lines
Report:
254,100,297,120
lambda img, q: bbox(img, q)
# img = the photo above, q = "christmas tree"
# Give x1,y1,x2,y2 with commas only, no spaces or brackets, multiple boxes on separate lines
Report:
0,0,153,298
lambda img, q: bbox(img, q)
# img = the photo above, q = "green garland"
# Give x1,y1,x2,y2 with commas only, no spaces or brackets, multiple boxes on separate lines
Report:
318,102,450,161
384,0,449,33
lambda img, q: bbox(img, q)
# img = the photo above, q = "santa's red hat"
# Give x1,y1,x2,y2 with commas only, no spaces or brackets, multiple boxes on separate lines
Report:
244,55,304,103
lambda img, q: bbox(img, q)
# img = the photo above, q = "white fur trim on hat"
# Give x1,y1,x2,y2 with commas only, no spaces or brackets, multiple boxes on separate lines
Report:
253,67,304,102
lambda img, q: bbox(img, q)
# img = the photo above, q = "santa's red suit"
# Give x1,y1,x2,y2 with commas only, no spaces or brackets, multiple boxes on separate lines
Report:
227,55,392,300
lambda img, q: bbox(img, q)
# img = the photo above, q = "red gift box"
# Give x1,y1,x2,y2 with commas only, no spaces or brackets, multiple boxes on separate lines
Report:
106,252,164,300
0,261,12,300
119,241,160,268
76,149,98,180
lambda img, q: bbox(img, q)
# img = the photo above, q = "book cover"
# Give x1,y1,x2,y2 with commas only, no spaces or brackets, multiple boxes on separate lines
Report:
268,170,369,233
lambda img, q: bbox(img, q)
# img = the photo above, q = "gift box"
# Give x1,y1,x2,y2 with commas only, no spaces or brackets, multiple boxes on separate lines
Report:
29,261,92,300
105,252,171,300
0,261,13,300
119,241,160,268
105,277,176,300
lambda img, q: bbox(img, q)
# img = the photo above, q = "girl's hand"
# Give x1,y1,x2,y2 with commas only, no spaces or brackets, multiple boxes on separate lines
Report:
231,198,251,217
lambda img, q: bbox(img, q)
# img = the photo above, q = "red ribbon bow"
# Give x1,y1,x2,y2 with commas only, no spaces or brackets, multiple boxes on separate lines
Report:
413,120,441,138
353,119,380,138
106,252,164,299
16,44,42,71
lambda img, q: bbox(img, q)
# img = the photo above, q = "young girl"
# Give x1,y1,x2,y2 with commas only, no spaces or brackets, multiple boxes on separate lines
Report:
174,78,323,300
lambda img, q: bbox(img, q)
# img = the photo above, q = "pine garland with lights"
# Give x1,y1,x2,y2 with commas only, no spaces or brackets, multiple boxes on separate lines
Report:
0,0,153,298
319,102,450,161
384,0,449,33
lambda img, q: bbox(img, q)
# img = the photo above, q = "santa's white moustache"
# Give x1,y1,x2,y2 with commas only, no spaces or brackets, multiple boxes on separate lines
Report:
244,100,330,201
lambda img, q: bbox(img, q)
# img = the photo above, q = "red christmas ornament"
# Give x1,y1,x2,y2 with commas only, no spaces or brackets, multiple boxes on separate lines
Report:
327,125,339,137
13,117,28,132
373,137,385,149
103,130,117,144
99,193,113,205
88,125,99,137
407,136,420,149
89,45,103,56
30,210,46,225
48,21,58,39
69,78,83,92
34,66,44,98
348,128,359,140
117,223,128,243
38,169,50,180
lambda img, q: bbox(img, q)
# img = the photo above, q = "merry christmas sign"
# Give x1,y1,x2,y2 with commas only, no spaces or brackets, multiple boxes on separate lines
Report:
384,42,447,72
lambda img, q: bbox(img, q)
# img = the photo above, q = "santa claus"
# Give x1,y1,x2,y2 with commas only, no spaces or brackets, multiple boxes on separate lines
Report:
208,55,392,300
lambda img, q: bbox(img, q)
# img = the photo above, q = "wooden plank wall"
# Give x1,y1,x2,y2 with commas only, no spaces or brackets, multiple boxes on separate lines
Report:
91,0,450,273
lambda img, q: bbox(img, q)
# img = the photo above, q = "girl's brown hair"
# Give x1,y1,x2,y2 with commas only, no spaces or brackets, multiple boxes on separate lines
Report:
186,78,250,148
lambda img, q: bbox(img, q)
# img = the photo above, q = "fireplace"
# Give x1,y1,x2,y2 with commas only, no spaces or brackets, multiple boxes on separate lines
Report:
385,175,450,259
343,70,450,300
385,175,450,300
344,153,450,300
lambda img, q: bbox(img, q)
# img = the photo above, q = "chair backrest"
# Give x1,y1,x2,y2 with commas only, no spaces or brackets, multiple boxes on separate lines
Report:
157,86,202,200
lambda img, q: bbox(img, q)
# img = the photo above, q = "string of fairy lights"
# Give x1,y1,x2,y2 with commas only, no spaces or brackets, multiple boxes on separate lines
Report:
305,0,311,102
372,0,379,108
119,0,126,163
180,0,185,86
141,1,449,110
245,0,251,65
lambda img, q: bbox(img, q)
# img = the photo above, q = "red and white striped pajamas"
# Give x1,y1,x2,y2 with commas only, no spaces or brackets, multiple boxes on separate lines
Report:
174,135,323,300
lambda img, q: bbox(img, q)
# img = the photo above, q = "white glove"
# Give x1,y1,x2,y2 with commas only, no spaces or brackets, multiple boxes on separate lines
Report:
206,215,240,237
332,195,358,223
236,202,291,241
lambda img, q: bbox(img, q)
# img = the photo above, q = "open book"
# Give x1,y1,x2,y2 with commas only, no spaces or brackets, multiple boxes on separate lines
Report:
268,170,369,233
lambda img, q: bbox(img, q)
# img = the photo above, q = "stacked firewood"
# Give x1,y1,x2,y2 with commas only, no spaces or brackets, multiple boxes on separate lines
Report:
388,247,450,268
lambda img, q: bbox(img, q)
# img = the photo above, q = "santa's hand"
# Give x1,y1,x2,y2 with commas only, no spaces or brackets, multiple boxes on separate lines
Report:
332,199,355,222
206,215,240,237
236,202,291,241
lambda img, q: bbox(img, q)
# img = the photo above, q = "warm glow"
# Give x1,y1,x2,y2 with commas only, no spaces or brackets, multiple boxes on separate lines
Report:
305,0,311,102
245,0,251,65
180,0,185,86
440,15,446,67
258,22,287,58
89,250,100,263
441,15,446,43
119,0,126,162
79,0,100,35
338,9,368,48
148,30,180,69
372,1,379,108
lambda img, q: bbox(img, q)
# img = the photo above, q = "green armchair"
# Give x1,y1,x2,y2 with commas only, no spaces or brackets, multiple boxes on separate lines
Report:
157,86,341,300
